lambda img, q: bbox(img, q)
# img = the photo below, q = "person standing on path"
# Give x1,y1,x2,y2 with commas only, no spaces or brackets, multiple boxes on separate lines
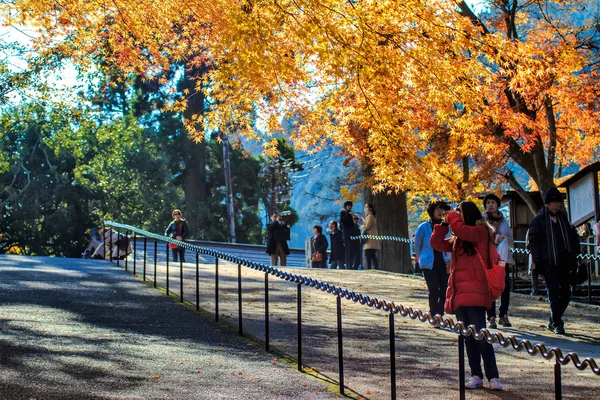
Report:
431,201,502,391
340,201,361,270
165,209,189,263
328,220,346,269
362,203,380,269
311,225,328,269
414,200,451,319
266,212,291,266
528,187,580,335
482,194,514,329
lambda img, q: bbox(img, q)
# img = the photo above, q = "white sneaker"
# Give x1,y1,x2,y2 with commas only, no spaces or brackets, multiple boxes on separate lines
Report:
490,378,503,391
465,376,483,389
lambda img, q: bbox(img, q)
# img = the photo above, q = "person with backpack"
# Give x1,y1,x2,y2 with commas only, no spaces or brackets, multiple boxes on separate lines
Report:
165,209,189,263
430,201,502,391
528,187,580,335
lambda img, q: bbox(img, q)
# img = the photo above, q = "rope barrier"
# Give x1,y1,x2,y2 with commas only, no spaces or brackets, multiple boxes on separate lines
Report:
105,221,600,376
352,234,600,261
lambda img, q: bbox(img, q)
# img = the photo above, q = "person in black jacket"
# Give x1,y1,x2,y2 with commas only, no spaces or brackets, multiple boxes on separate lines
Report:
528,187,580,335
165,209,190,262
340,201,361,270
311,225,328,268
266,212,291,266
328,220,345,269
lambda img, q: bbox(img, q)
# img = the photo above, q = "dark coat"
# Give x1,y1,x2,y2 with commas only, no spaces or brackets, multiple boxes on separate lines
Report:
266,222,291,255
340,209,355,241
312,233,328,256
329,229,345,262
528,208,580,274
165,219,189,240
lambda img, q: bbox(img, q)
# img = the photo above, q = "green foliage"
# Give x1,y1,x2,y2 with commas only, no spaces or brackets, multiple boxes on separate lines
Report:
0,102,180,256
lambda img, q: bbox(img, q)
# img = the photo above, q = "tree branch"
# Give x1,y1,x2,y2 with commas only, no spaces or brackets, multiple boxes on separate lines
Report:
505,170,539,215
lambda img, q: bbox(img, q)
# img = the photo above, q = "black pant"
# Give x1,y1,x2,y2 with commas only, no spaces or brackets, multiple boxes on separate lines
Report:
171,247,185,262
422,264,449,316
344,239,361,270
544,270,571,328
455,306,500,381
365,249,378,269
487,264,511,319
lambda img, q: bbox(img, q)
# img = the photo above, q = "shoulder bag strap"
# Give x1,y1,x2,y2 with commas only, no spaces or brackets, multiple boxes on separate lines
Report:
474,245,488,270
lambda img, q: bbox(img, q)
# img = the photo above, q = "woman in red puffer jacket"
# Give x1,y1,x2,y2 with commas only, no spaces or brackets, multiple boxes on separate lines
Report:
430,201,502,391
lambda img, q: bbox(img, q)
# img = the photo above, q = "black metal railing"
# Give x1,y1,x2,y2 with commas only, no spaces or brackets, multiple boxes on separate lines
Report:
104,222,599,400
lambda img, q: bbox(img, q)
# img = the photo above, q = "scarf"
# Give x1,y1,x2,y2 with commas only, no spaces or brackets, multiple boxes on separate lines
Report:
544,207,571,265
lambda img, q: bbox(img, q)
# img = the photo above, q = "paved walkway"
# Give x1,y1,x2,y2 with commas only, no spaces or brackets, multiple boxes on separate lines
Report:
0,256,339,399
2,254,600,399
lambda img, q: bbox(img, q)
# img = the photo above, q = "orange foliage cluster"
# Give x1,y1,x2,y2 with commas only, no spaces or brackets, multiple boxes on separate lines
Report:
3,0,600,198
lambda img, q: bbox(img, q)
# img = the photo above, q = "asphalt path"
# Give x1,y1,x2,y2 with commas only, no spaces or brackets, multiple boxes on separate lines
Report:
0,255,340,400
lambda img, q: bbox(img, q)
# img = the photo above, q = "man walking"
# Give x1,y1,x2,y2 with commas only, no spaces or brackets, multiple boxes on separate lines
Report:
340,201,361,270
528,187,580,334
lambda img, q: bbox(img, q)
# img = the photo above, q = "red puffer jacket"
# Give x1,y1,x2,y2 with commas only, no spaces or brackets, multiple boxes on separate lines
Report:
430,212,494,314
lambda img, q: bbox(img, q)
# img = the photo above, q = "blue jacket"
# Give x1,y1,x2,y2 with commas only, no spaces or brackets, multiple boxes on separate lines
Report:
414,220,451,270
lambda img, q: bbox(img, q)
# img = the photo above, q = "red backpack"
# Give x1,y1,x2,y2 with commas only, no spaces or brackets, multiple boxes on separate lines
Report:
475,241,506,300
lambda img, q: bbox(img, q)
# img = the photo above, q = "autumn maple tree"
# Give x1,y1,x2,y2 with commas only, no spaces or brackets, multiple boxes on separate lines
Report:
3,0,600,212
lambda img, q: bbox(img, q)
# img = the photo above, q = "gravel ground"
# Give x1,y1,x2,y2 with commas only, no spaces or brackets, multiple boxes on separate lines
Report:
129,250,600,400
0,255,341,400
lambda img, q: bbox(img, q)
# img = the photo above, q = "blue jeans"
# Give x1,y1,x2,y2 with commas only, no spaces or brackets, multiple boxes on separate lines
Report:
455,306,499,381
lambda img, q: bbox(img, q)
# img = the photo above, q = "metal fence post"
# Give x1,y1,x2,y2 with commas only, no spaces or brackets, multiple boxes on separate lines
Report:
116,232,120,267
389,312,396,400
124,232,128,271
133,232,136,275
180,256,184,303
143,236,147,281
103,224,108,263
238,263,243,335
166,244,170,295
588,262,592,304
215,257,219,322
555,359,562,400
265,271,270,352
459,334,465,400
196,252,200,311
297,282,302,372
153,239,157,288
337,295,345,395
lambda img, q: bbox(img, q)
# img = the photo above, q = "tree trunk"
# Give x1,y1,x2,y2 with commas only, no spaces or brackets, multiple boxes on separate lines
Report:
363,189,411,274
181,64,208,233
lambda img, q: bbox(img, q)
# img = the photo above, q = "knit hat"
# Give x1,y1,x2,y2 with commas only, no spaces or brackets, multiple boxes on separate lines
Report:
482,193,501,208
544,187,563,204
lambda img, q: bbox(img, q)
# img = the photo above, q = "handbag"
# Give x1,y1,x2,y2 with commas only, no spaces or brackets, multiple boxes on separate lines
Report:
311,252,323,262
570,262,589,286
475,242,506,300
361,229,369,245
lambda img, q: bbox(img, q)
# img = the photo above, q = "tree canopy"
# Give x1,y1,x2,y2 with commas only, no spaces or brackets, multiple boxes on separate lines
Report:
3,0,600,211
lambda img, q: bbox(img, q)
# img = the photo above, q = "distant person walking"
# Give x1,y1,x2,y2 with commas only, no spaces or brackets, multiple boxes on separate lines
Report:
362,203,380,269
266,212,291,266
165,209,189,263
431,201,502,391
414,200,451,318
482,194,514,328
528,187,580,335
328,220,345,269
340,201,361,270
311,225,328,269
